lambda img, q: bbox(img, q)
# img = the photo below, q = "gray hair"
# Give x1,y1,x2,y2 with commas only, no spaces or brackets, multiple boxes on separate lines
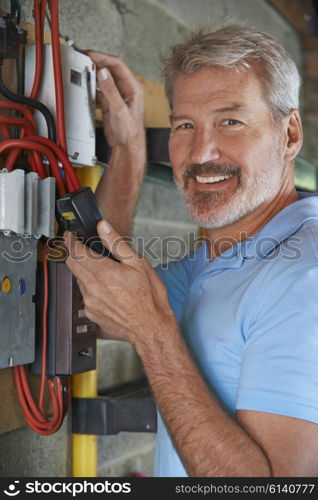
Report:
162,25,301,120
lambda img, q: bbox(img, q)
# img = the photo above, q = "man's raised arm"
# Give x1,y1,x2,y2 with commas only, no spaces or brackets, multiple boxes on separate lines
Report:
87,51,146,238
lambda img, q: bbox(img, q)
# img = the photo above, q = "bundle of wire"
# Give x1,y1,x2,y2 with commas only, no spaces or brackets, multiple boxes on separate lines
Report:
0,0,81,434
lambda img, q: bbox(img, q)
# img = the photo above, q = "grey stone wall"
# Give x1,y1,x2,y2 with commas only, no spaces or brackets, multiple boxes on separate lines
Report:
0,0,302,478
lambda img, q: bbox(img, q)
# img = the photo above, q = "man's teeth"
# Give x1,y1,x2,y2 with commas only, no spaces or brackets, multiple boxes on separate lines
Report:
196,174,231,184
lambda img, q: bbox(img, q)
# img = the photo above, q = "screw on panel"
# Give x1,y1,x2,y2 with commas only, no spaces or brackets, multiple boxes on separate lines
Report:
8,356,13,367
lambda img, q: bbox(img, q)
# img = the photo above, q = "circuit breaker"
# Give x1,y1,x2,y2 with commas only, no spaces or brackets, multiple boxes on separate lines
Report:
0,169,55,369
24,44,96,166
29,261,97,376
0,233,37,368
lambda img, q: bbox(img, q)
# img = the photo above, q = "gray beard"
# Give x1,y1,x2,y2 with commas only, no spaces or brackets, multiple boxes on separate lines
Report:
174,153,284,229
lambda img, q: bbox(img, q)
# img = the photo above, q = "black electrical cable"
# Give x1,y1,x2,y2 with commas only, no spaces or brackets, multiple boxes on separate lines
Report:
13,58,22,138
0,65,57,142
10,0,21,24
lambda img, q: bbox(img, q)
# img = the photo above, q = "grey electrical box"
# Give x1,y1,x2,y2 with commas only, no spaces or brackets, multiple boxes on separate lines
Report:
0,169,25,234
0,169,56,369
0,233,37,368
29,261,97,376
25,44,96,166
0,169,55,237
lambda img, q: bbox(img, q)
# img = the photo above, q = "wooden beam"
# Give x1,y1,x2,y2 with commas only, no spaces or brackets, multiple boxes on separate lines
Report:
136,75,170,128
0,369,25,434
0,368,50,435
95,75,170,128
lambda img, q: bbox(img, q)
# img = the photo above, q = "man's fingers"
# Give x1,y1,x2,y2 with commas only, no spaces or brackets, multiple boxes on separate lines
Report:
86,50,119,67
97,220,139,264
97,68,126,113
64,230,76,256
96,89,109,115
64,231,116,274
87,50,141,102
87,51,135,82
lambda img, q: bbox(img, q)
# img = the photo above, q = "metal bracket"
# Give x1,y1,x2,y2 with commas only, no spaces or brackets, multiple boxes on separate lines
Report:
71,396,157,435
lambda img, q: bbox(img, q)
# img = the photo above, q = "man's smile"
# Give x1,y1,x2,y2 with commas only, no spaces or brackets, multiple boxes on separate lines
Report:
196,174,232,183
193,173,237,190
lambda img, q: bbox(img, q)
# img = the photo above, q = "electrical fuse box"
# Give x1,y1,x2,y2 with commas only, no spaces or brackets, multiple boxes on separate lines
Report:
0,169,55,369
0,232,37,368
29,261,97,376
0,169,55,237
24,44,96,167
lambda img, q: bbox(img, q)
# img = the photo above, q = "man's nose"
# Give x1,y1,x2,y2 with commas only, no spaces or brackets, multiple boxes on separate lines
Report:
190,131,221,165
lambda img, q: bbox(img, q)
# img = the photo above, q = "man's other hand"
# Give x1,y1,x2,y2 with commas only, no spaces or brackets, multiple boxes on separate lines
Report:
64,221,175,344
86,50,145,152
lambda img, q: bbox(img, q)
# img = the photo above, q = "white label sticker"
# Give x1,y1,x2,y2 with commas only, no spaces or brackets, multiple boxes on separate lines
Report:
76,324,88,334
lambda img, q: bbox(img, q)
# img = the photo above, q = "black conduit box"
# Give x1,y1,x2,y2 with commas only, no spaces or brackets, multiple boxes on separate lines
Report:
96,127,170,164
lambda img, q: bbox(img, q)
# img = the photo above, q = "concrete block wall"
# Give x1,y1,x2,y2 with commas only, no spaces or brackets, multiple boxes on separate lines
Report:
0,0,301,477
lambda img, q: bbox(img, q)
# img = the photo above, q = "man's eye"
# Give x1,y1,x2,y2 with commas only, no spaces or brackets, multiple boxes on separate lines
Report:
177,123,193,130
223,119,242,126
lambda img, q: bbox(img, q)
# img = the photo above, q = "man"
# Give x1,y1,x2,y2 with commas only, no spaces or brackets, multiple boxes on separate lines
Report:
65,26,318,476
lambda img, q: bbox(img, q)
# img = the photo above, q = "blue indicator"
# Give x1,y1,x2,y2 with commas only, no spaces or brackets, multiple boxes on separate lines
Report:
18,279,26,295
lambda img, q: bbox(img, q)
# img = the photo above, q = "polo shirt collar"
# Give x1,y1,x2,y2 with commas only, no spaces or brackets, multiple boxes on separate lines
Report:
239,191,318,260
196,192,318,272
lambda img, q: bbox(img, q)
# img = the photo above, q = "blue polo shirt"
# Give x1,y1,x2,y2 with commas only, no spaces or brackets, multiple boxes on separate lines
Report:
154,192,318,477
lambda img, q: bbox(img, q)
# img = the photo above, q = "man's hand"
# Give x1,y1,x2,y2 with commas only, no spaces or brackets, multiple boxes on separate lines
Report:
64,220,174,344
83,51,146,237
86,50,145,153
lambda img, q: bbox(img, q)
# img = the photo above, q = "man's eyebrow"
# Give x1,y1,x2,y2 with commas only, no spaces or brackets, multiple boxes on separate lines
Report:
214,104,245,113
169,114,191,122
170,104,246,122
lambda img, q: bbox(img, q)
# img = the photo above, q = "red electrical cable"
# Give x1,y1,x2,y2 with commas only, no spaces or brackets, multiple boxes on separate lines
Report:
38,251,49,415
0,139,66,196
0,124,11,140
0,116,36,135
5,0,45,175
0,100,38,130
3,0,45,174
2,134,80,189
0,117,46,175
40,0,47,31
30,136,80,191
14,367,63,434
2,0,62,436
12,249,63,434
17,366,48,422
5,145,47,178
50,0,68,153
4,0,83,435
29,0,43,101
0,100,44,174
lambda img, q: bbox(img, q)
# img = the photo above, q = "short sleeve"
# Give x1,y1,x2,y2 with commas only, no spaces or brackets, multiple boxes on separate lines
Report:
155,258,192,321
236,262,318,423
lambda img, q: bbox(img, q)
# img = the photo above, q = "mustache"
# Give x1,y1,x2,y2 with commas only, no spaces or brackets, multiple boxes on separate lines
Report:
182,162,241,180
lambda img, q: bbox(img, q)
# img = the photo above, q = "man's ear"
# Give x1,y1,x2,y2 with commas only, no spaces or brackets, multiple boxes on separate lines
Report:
284,110,303,161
